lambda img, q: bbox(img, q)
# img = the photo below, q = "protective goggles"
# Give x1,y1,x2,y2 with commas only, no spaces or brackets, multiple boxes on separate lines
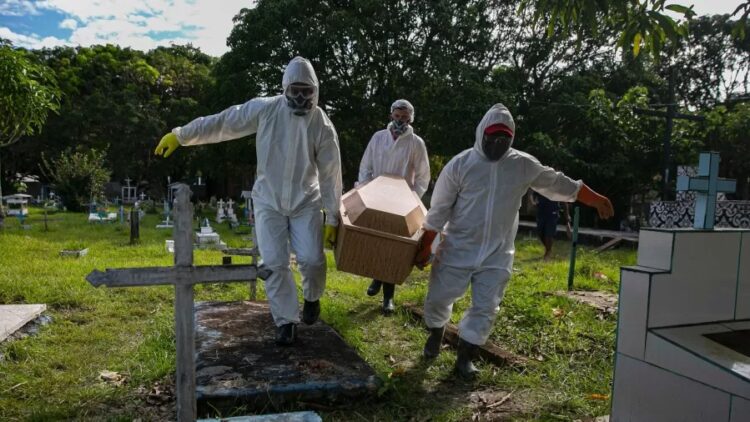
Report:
287,84,316,99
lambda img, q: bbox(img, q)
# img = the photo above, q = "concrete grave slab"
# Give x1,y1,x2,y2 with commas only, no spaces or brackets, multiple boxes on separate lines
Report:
0,304,46,342
194,301,380,413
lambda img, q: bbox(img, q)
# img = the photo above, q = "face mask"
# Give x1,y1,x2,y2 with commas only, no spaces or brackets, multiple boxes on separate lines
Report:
391,119,409,137
285,85,315,115
482,133,512,161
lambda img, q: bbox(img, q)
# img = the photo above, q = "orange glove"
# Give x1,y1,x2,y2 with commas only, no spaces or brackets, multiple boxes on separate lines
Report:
577,184,614,219
414,230,438,269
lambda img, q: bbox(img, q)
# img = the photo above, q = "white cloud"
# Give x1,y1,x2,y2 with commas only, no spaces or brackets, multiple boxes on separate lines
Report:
59,18,77,30
0,0,42,17
23,0,254,56
0,27,68,49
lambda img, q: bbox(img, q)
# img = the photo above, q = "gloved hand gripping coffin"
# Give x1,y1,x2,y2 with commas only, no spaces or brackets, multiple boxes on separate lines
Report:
334,175,427,284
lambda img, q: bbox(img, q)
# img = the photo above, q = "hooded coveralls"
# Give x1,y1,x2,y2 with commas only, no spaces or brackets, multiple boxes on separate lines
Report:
422,104,581,345
173,57,342,326
357,122,430,198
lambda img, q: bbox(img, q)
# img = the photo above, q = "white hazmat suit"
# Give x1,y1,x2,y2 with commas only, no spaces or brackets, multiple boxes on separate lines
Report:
357,122,430,198
172,57,342,327
423,104,581,345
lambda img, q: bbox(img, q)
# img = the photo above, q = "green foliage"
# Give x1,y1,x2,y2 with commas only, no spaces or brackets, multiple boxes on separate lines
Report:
41,148,111,212
519,0,694,60
701,103,750,197
0,44,61,216
0,45,60,146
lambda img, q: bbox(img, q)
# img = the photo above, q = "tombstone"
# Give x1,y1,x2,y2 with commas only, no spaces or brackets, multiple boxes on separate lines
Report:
121,178,136,204
196,218,226,250
675,152,737,229
226,199,238,224
3,194,30,216
130,208,140,245
216,199,226,223
649,153,750,229
156,200,173,229
88,200,117,223
87,186,368,421
612,152,749,421
86,185,270,421
139,192,147,201
0,304,47,342
335,175,428,284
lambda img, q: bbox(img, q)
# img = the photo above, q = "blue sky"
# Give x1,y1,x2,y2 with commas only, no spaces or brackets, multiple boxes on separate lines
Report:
0,1,746,57
0,0,254,56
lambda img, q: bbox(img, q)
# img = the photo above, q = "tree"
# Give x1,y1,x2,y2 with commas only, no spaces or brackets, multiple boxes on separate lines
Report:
41,148,111,212
215,0,514,187
519,0,696,60
0,43,60,215
7,44,215,199
700,104,750,199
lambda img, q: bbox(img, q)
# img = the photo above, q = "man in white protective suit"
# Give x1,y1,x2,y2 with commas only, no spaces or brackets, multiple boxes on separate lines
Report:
154,56,342,346
414,104,613,378
357,99,430,315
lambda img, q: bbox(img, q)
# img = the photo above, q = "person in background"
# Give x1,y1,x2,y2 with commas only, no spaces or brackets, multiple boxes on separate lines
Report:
357,99,430,315
531,191,572,260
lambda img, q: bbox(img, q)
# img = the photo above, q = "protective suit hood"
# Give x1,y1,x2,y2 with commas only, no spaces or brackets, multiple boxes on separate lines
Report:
282,56,319,111
473,104,515,161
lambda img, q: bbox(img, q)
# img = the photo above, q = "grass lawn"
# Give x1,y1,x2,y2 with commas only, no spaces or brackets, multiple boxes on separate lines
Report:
0,207,635,421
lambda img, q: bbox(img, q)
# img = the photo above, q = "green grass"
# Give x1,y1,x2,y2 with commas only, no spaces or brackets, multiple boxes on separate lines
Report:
0,207,635,421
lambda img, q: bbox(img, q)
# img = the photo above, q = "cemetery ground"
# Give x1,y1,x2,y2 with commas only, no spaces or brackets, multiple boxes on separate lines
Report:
0,207,634,421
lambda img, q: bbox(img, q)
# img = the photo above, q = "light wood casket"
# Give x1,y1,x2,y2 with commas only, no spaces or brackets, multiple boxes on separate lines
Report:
334,175,427,284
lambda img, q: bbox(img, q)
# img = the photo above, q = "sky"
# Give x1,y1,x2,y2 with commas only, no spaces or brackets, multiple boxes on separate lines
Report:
0,1,746,57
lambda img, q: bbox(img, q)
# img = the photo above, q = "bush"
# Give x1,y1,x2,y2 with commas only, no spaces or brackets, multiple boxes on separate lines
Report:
41,148,111,212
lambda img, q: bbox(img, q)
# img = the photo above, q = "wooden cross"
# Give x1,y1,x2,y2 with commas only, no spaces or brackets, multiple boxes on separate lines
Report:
86,184,270,421
676,151,736,229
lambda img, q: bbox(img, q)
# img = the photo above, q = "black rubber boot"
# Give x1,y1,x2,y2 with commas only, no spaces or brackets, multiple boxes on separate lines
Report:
366,279,382,296
455,338,480,379
382,282,395,315
423,326,446,359
275,323,297,346
302,300,320,325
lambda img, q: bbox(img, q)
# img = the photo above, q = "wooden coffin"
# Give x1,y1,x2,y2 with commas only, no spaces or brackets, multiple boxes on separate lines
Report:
334,175,427,285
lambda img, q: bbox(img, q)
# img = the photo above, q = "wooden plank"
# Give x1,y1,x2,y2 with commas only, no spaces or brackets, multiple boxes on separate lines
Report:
174,183,196,422
175,283,195,421
403,304,529,367
174,184,193,268
86,265,259,287
222,247,258,256
595,237,623,253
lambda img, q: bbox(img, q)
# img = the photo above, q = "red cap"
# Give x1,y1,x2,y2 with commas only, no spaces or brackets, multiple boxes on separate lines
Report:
484,123,514,138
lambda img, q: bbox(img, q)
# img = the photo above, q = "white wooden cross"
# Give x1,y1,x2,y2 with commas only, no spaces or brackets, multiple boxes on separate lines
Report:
86,184,270,421
227,199,234,209
676,151,737,229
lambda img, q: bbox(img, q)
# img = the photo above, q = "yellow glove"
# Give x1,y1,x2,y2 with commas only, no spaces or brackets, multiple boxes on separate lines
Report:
154,132,180,158
323,224,337,249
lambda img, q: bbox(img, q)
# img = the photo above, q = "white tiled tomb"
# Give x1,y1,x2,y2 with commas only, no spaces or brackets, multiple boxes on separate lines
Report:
612,228,750,421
